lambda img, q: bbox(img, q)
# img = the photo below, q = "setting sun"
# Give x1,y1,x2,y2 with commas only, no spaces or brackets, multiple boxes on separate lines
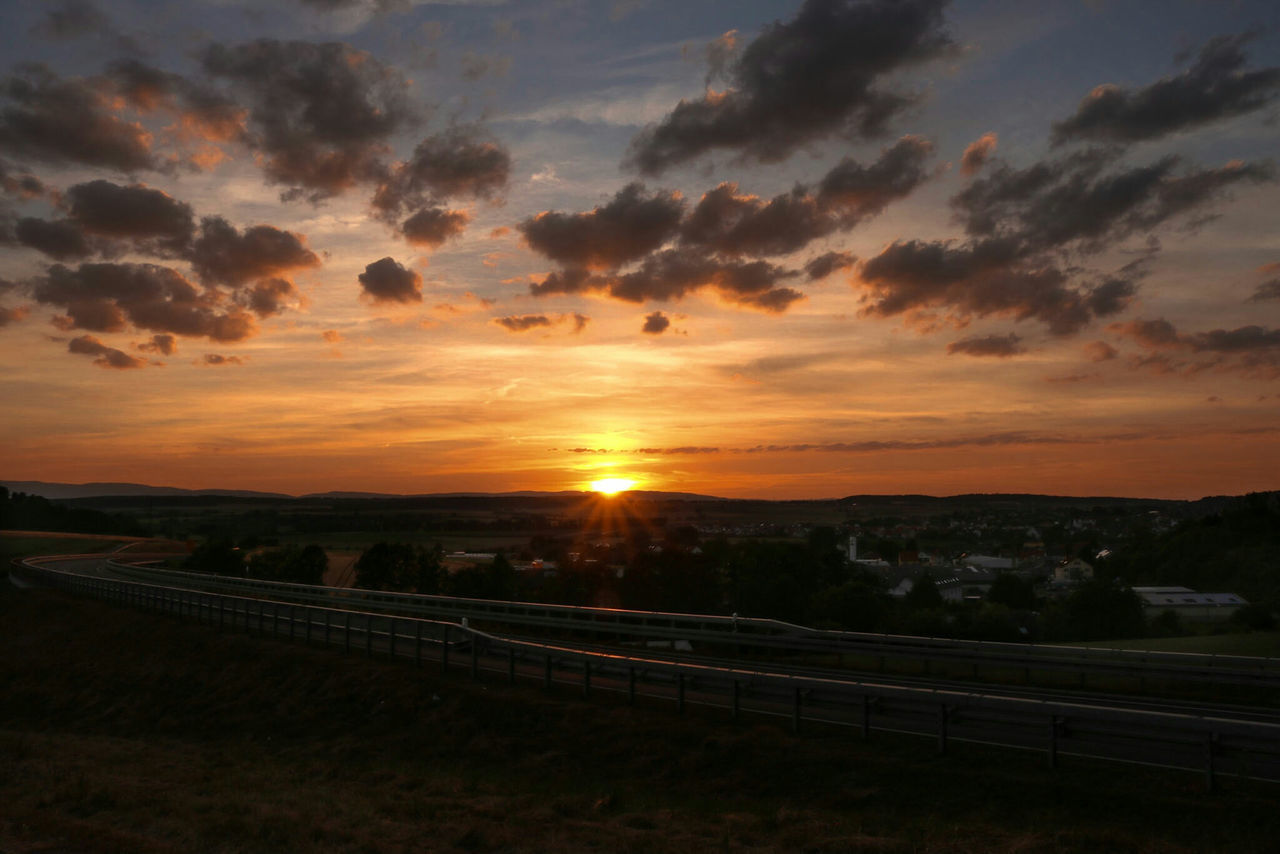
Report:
589,477,637,495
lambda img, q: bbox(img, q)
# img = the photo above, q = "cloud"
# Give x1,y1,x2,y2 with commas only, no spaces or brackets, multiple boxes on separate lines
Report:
1052,33,1280,146
0,63,156,171
0,305,30,327
241,277,300,317
1084,340,1118,362
401,206,470,248
494,314,553,332
532,247,803,313
960,132,997,176
677,135,934,258
520,182,685,270
31,1,113,40
101,59,247,149
201,353,244,366
186,216,320,287
0,160,48,199
14,217,94,260
642,311,670,334
138,333,177,355
358,256,421,304
322,329,344,343
68,334,148,369
493,312,589,333
202,39,416,201
859,149,1271,335
1111,317,1280,377
372,125,511,219
805,250,857,280
1249,279,1280,302
946,332,1025,357
34,262,258,342
624,0,953,174
65,179,196,251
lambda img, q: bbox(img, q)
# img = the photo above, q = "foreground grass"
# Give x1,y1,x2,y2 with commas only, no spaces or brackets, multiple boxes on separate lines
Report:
1,585,1278,853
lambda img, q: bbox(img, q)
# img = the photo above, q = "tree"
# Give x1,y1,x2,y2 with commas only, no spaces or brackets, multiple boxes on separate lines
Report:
354,542,442,593
904,573,944,610
185,538,245,576
987,573,1035,610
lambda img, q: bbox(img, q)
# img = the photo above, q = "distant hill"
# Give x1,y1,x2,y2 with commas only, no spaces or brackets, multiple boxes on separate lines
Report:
3,480,724,503
1,481,295,501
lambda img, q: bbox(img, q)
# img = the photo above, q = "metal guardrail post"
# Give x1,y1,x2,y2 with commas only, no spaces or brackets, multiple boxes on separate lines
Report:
937,704,949,755
442,626,450,673
793,687,802,734
389,619,397,660
630,668,637,706
508,647,515,684
677,673,685,714
305,609,311,645
416,622,423,666
365,616,372,658
289,605,296,641
862,695,871,740
471,636,479,680
218,598,225,632
1048,716,1060,768
1205,732,1217,792
344,614,351,653
731,680,739,720
325,612,331,646
582,660,590,697
544,654,552,690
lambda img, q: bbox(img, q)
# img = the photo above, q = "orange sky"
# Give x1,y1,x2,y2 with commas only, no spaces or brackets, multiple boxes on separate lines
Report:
1,1,1278,499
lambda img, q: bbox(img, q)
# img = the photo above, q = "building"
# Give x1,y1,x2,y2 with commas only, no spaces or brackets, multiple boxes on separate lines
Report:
1133,586,1248,622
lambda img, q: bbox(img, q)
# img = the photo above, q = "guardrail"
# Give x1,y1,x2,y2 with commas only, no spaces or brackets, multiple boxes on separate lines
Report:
105,560,1280,694
15,555,1280,788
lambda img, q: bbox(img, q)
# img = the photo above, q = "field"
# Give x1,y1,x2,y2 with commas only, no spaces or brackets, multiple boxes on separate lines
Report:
2,581,1279,853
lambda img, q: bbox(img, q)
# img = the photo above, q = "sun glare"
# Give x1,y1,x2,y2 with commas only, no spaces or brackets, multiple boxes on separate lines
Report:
589,477,636,495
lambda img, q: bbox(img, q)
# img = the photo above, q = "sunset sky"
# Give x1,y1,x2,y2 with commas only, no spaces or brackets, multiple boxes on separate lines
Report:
2,0,1278,499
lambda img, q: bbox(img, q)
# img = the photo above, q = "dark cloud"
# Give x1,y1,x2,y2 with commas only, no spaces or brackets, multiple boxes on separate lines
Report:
102,59,247,147
0,305,30,327
34,262,258,342
358,257,421,304
241,278,299,317
202,39,416,201
520,183,685,270
859,237,1112,335
0,160,48,199
859,149,1271,335
68,334,148,369
372,126,511,220
1249,279,1280,302
677,135,933,258
0,63,156,171
1111,317,1280,377
401,207,470,248
186,216,320,287
946,332,1025,358
1052,33,1280,146
66,179,196,251
960,132,997,176
531,248,803,313
138,333,177,355
642,311,670,334
31,1,112,40
953,151,1272,253
625,0,953,175
201,353,244,366
495,314,553,332
805,250,857,280
15,217,94,260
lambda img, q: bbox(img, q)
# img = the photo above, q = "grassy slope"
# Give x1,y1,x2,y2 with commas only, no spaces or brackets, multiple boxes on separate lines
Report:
1,585,1278,854
1068,632,1280,657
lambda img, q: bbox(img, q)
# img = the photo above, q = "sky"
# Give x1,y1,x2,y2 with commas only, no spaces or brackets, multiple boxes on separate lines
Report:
1,0,1278,500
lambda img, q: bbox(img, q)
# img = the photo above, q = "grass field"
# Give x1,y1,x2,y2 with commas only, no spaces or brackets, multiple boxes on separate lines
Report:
2,582,1278,853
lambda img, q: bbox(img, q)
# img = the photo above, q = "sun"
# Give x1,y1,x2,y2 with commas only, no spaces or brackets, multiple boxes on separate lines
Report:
589,477,637,496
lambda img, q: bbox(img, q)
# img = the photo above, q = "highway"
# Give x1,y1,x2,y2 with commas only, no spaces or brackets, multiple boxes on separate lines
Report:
12,552,1280,788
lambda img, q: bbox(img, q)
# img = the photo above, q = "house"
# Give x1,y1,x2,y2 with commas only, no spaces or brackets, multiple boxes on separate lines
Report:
1053,558,1094,585
1133,586,1248,622
883,567,964,603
